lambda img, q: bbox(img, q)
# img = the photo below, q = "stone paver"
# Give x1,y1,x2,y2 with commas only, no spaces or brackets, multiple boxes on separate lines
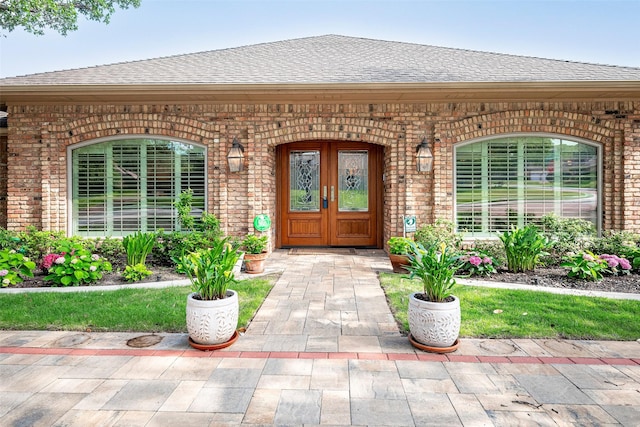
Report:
1,249,639,426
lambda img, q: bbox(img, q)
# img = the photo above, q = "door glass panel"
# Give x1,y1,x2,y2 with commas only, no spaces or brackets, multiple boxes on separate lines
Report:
338,150,368,211
290,150,320,211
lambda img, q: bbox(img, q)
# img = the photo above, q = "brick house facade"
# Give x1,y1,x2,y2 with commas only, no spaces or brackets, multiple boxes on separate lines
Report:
1,36,639,249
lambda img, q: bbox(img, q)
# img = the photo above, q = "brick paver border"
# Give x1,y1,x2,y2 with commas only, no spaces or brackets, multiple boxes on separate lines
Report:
1,346,638,366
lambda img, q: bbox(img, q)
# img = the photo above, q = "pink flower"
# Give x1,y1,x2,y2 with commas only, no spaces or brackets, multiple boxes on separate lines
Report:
606,259,618,268
619,258,631,270
0,269,7,277
582,253,595,262
482,257,492,264
41,253,63,269
468,256,482,266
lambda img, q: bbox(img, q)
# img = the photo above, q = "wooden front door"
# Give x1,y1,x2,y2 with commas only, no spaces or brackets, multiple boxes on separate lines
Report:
277,141,382,247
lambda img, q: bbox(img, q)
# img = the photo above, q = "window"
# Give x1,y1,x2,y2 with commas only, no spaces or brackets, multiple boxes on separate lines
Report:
455,136,599,236
71,138,205,237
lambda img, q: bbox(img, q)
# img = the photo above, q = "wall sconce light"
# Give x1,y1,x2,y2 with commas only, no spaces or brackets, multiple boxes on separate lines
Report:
227,137,244,173
416,136,433,173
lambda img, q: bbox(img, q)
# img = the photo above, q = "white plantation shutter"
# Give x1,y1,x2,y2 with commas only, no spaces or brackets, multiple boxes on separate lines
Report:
72,139,205,237
455,136,599,237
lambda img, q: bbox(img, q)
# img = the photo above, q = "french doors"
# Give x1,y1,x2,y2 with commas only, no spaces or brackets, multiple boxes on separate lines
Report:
277,141,382,247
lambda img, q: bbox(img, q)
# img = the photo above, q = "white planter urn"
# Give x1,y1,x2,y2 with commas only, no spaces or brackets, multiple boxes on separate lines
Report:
186,290,238,345
408,292,460,348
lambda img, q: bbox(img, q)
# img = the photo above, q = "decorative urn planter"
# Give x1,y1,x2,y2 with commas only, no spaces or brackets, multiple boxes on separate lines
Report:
408,292,460,350
243,252,268,274
186,290,238,345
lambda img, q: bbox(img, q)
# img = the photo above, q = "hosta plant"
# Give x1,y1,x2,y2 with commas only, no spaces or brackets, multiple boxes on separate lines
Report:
122,231,156,281
499,225,549,273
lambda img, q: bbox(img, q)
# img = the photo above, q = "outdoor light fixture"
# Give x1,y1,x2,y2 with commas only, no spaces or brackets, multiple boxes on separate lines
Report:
227,137,245,173
416,136,434,173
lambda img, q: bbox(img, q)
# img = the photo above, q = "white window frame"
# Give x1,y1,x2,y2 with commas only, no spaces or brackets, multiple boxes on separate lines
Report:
67,135,207,237
453,133,602,237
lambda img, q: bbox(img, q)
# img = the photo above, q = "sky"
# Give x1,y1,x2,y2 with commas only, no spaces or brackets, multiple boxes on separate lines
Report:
1,0,639,78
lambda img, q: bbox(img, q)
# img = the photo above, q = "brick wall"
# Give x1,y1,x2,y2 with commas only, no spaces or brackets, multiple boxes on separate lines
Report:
5,101,639,245
0,133,7,228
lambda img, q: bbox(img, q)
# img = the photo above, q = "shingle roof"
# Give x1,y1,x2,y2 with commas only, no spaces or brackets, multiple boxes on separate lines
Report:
2,35,640,86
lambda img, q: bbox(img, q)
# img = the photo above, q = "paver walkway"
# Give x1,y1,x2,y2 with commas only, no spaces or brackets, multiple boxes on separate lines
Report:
1,249,639,426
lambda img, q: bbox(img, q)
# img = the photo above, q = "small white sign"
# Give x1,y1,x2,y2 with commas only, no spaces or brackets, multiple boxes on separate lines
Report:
403,215,416,233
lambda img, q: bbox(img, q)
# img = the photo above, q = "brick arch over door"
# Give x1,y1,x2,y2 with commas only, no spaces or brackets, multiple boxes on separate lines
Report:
433,110,622,230
254,117,402,147
255,117,406,245
42,113,219,232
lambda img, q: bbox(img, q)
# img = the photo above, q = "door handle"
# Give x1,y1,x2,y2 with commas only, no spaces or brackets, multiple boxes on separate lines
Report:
323,186,328,209
330,186,335,202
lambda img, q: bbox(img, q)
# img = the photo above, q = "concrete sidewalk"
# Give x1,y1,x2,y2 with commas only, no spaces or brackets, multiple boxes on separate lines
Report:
1,249,639,426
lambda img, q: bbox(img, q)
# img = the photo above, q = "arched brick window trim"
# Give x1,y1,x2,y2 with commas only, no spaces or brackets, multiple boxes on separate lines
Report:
43,114,220,233
434,111,622,231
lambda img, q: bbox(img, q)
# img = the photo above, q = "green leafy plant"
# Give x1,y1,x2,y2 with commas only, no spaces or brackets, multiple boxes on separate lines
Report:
173,188,196,231
43,244,112,286
540,213,596,262
414,219,462,251
561,251,609,281
122,231,156,267
0,249,36,287
180,238,241,300
93,237,126,268
458,251,496,277
242,233,268,254
499,225,549,273
123,263,153,282
469,240,506,268
387,236,413,255
589,230,640,259
407,241,463,302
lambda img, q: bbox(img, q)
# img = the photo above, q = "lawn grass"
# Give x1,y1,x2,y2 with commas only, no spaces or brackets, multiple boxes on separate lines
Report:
379,272,640,340
0,276,275,333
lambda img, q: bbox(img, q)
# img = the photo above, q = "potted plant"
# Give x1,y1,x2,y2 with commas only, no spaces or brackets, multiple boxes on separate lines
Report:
406,241,464,353
387,236,413,273
242,233,268,274
180,237,242,350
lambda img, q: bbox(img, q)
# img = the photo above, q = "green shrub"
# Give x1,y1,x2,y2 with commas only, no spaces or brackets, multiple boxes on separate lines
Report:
589,230,640,258
94,237,126,267
469,240,506,268
0,249,36,286
387,237,413,255
43,243,112,286
540,213,596,263
499,225,549,273
414,219,462,252
17,226,66,261
407,242,463,302
0,229,21,251
153,230,223,269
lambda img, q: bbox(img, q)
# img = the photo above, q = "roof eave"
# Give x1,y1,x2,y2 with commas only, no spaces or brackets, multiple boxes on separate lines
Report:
1,81,639,105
